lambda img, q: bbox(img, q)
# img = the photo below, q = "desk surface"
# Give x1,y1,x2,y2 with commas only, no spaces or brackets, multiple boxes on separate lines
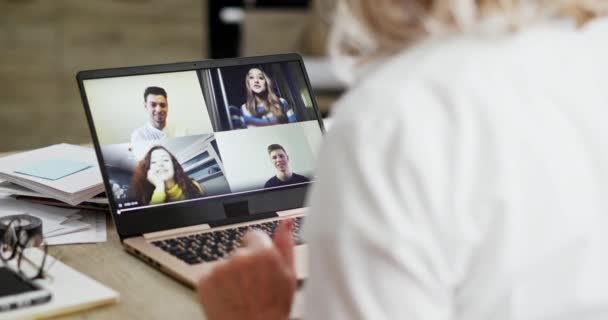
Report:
48,213,205,320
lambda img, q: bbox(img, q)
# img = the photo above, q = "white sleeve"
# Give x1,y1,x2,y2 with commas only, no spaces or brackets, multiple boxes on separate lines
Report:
131,127,143,143
302,85,477,319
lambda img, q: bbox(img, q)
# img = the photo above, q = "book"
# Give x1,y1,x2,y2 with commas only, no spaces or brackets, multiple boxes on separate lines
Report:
0,144,104,206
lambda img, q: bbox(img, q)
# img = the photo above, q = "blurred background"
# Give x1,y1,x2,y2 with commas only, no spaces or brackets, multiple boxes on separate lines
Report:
0,0,342,152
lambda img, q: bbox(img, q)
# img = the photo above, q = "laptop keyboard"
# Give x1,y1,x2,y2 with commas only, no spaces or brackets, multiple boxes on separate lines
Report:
151,217,304,265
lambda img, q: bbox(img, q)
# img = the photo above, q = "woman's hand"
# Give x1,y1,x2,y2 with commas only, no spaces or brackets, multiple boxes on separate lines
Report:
197,220,297,320
147,169,165,190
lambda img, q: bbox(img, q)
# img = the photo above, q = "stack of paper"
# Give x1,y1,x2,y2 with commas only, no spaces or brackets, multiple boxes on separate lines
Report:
0,196,106,245
0,180,108,205
0,144,104,206
0,180,109,212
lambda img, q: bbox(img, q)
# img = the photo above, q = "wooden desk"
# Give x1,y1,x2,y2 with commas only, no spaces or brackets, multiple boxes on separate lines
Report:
47,212,206,320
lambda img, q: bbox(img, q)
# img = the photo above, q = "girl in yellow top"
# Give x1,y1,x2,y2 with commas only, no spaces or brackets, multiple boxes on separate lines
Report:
130,146,203,206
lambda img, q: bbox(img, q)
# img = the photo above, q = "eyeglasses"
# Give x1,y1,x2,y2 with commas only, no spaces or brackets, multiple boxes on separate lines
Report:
0,216,53,280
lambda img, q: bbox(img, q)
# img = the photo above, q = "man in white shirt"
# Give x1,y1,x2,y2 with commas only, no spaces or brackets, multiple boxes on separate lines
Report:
131,86,186,143
197,1,608,319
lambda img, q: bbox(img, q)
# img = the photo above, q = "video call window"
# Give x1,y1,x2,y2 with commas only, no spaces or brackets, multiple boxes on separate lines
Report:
101,134,231,209
83,61,322,213
199,62,318,132
83,71,215,145
215,122,318,193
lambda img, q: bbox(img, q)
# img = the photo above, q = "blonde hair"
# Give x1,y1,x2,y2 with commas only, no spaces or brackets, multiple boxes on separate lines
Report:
245,68,287,123
325,0,608,61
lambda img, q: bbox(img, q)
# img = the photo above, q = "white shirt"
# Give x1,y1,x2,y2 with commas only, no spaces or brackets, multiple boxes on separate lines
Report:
303,19,608,320
130,122,186,143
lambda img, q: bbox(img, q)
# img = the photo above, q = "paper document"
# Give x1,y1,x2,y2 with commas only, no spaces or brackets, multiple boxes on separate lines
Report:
45,211,107,245
0,196,76,235
0,195,107,245
44,218,91,238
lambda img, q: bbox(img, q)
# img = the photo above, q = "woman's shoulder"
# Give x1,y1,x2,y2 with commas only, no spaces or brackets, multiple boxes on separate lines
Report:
328,39,501,149
330,34,526,123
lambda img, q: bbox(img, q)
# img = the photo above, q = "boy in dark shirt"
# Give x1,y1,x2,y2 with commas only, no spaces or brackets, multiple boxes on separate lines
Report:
264,144,310,188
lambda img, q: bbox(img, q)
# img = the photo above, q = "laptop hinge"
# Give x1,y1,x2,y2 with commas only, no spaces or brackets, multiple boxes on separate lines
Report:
143,223,212,242
142,207,308,241
276,207,308,217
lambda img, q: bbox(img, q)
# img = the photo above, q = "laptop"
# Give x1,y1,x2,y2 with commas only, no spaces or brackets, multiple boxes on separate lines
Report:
76,54,325,287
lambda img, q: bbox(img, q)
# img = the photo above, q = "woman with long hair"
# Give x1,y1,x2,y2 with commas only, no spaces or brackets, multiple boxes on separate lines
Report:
198,1,608,319
130,146,203,205
241,67,296,127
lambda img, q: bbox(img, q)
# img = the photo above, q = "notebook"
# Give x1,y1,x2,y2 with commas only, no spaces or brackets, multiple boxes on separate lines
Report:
0,248,119,320
77,54,324,286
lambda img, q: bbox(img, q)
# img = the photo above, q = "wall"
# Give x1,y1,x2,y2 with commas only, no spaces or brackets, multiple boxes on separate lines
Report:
0,0,207,151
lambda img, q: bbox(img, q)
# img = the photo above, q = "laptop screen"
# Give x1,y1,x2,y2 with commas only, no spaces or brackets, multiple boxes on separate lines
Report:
82,59,323,217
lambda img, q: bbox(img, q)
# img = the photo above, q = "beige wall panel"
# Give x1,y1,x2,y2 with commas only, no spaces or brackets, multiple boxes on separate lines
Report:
0,0,207,152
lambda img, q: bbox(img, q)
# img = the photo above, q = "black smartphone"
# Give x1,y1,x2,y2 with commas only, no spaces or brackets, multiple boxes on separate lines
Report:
0,266,52,312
